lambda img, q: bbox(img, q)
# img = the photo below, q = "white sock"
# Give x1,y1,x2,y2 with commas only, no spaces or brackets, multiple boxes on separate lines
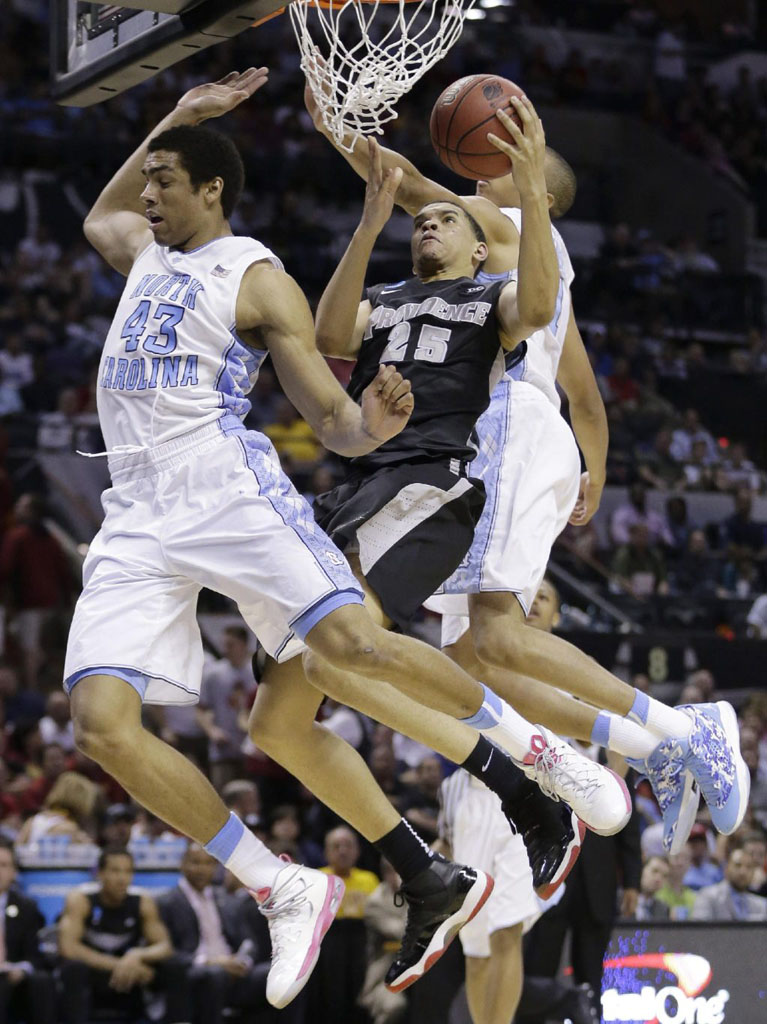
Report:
204,812,284,893
591,711,658,760
627,688,692,740
461,684,538,761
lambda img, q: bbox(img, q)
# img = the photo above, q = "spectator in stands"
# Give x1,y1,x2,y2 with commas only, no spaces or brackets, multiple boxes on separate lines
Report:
221,779,263,837
15,771,97,846
746,592,767,637
308,826,379,1024
267,804,323,866
635,855,671,920
683,824,723,890
638,429,684,491
58,846,188,1023
0,837,56,1024
263,396,323,470
0,332,34,393
670,408,718,464
38,691,75,753
664,495,691,555
0,493,74,688
158,843,278,1024
741,828,767,892
399,755,442,846
17,742,68,815
654,19,688,101
100,803,136,849
610,482,672,547
0,664,44,726
656,847,696,919
0,367,23,419
668,529,721,597
672,235,720,273
197,626,254,791
367,743,409,812
740,727,767,829
611,522,669,597
686,669,716,701
681,439,717,491
0,758,21,834
720,442,763,493
719,487,767,558
691,844,767,920
358,859,408,1024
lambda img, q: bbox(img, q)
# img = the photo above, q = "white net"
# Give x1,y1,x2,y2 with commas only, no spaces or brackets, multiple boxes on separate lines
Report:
289,0,479,149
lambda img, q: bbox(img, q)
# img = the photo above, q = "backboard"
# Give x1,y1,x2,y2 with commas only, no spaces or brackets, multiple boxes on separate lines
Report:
51,1,289,106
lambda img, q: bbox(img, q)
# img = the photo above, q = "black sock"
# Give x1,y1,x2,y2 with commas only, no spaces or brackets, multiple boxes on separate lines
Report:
374,819,434,884
462,735,530,806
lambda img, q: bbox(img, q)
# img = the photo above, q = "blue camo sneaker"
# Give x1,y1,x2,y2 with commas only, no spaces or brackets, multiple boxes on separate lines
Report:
627,736,700,855
677,701,751,836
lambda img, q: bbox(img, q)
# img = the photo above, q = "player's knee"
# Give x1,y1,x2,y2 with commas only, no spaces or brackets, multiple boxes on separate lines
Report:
71,700,133,765
473,620,527,670
306,610,390,677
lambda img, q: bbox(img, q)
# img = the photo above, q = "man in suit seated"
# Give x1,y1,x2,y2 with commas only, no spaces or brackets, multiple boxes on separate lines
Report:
691,842,767,921
58,845,189,1023
158,843,294,1024
0,837,56,1024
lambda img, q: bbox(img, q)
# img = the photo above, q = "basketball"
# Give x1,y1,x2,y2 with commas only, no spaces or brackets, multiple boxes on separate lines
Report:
430,74,525,180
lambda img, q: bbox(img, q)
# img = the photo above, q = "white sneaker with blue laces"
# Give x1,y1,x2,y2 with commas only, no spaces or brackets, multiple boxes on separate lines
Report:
677,701,750,836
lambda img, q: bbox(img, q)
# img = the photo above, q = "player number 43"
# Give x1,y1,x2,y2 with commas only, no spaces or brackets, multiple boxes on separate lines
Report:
120,300,185,355
380,322,451,364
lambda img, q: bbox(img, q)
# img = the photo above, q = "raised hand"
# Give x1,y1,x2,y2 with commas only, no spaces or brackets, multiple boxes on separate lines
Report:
360,364,414,444
487,93,547,199
360,138,403,235
176,68,269,123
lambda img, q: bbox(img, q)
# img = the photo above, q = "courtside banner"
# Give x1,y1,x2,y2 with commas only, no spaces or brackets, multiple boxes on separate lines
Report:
602,922,767,1024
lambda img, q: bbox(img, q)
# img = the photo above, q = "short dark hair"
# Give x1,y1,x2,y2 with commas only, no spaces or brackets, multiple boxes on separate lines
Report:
543,148,577,219
98,845,134,871
148,125,245,220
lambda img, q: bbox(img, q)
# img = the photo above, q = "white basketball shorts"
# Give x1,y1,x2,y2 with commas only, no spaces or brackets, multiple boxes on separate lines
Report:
64,415,363,705
450,776,541,957
428,379,580,647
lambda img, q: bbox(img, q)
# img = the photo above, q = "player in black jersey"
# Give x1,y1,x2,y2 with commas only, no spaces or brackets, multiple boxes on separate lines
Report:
58,846,188,1023
250,129,599,991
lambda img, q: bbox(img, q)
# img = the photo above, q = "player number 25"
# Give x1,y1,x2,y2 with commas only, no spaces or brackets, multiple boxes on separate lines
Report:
380,323,451,364
120,300,185,355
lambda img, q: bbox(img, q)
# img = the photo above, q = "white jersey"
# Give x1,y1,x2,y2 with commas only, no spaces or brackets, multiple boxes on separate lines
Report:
97,235,282,451
484,207,574,410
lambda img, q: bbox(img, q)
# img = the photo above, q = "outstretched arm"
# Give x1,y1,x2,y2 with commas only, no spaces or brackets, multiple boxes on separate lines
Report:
556,305,608,525
315,138,402,359
236,262,413,457
84,68,269,275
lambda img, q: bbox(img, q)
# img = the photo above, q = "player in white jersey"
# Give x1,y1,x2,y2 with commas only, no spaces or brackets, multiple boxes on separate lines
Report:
304,83,750,856
64,69,534,1007
437,582,598,1024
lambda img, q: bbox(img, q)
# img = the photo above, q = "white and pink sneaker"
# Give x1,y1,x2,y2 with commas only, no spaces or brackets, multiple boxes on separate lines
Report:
255,862,345,1008
519,727,632,836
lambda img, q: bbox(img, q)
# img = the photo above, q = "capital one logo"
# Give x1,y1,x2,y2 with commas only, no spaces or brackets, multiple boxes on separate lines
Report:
602,953,730,1024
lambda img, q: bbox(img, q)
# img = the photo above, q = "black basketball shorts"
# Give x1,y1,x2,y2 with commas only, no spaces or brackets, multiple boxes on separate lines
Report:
313,460,485,630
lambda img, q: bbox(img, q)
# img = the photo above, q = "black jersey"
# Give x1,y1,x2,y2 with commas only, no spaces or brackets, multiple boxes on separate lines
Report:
347,275,509,471
83,892,142,957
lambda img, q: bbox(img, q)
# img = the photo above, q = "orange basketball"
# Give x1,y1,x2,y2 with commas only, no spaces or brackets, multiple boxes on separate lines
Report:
430,74,525,180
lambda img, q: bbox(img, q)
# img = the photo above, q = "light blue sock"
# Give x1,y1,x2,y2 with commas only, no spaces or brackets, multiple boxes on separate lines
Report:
204,811,244,863
461,683,503,730
591,711,611,748
627,689,650,727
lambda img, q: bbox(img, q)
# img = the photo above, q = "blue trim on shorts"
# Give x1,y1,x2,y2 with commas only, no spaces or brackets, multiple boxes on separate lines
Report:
292,588,365,641
64,665,200,702
65,666,149,700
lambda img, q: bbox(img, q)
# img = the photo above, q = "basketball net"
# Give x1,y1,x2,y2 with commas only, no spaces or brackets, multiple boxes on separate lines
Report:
289,0,479,149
